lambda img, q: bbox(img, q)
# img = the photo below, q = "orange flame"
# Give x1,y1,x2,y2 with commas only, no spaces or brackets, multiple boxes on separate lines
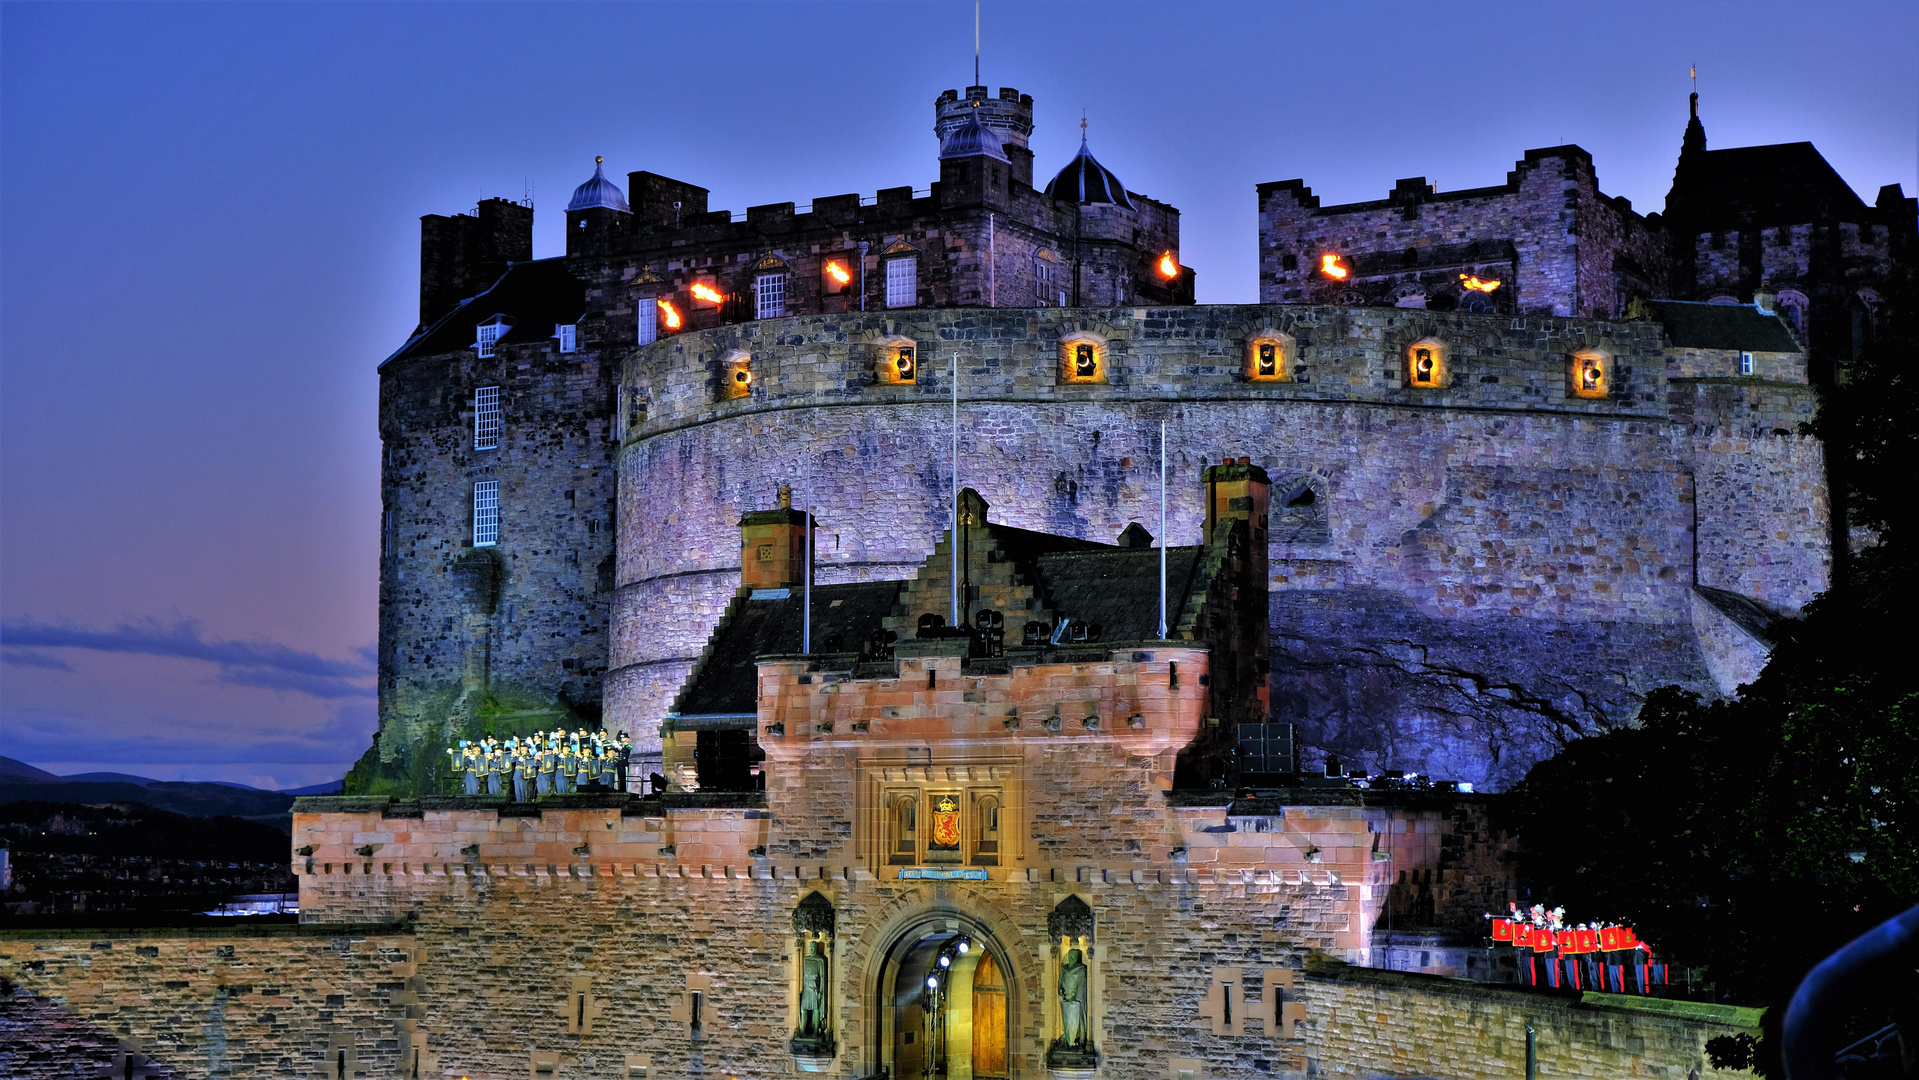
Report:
1157,252,1179,279
1459,274,1502,293
658,299,682,330
1320,254,1349,280
690,282,725,304
824,260,851,285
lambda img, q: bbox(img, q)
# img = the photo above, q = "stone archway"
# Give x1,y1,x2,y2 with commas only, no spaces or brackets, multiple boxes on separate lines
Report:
871,914,1021,1080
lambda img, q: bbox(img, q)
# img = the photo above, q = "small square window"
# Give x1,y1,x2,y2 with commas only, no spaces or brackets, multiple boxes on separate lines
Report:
557,324,577,353
755,273,787,320
1739,352,1754,375
474,387,501,451
886,258,917,309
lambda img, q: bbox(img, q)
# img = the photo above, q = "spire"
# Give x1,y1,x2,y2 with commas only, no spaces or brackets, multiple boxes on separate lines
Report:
1666,79,1708,221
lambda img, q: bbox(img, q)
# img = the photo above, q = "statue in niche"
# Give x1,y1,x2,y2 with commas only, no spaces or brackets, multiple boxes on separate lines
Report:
799,940,828,1036
1058,948,1089,1048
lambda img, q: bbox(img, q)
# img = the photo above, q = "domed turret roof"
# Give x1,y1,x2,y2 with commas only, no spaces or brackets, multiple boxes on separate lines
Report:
939,109,1009,163
1045,137,1135,210
567,158,630,213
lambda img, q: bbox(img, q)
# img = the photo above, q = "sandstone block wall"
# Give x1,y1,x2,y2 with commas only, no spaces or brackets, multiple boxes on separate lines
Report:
608,305,1826,788
1,923,417,1080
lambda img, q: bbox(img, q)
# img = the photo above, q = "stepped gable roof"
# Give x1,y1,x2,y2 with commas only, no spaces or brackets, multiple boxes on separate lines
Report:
1032,545,1206,641
672,581,906,717
1671,141,1866,230
1045,136,1135,210
1641,299,1802,353
939,109,1010,163
382,258,587,367
567,158,631,213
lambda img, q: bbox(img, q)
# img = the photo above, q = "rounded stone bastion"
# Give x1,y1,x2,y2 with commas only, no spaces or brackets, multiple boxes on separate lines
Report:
606,304,1824,790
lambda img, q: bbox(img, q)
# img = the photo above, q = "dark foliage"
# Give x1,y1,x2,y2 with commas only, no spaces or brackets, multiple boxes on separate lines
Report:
1504,271,1919,1075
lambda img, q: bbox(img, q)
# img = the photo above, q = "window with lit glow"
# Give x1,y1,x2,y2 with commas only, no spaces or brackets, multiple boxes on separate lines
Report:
557,323,578,353
755,273,787,320
636,298,659,345
473,481,500,547
1247,336,1291,382
720,353,753,401
1060,337,1105,384
473,387,501,450
885,258,917,309
1406,340,1446,388
1571,351,1609,399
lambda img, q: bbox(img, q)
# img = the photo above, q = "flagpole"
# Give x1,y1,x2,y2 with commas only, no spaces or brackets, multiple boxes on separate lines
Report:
1158,419,1167,640
951,353,960,628
802,459,812,655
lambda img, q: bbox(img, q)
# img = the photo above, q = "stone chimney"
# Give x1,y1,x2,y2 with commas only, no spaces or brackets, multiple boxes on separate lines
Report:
1202,456,1271,558
739,487,814,591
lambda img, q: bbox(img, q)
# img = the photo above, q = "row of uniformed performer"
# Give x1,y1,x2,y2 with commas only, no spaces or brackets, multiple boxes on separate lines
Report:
445,729,634,798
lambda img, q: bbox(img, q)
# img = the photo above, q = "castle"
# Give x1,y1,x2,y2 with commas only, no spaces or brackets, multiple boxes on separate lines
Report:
359,83,1909,795
8,78,1898,1080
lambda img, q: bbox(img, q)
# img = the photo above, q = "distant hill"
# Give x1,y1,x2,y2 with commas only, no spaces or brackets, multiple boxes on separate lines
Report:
0,757,341,826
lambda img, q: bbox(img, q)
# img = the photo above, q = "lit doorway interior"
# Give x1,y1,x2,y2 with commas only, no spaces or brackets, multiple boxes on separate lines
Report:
883,929,1010,1080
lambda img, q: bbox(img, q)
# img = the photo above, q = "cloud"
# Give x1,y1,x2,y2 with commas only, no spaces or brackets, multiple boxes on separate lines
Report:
1,646,76,671
0,618,374,698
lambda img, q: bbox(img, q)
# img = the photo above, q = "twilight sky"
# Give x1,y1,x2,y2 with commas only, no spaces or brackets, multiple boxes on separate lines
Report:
2,1,1914,789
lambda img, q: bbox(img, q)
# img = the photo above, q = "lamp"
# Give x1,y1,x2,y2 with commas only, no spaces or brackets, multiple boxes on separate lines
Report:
1074,343,1097,379
896,346,916,382
1257,341,1278,377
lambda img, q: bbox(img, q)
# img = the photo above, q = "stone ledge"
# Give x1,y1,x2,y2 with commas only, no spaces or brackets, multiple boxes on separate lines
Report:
0,917,411,941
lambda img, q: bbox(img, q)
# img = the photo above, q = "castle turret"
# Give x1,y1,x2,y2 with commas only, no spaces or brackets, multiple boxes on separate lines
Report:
937,86,1034,187
566,157,631,257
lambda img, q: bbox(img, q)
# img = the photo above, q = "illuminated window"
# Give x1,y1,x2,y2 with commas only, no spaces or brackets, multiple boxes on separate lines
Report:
1247,336,1291,381
473,387,501,450
894,346,916,383
720,355,753,401
755,273,787,319
473,481,499,547
636,298,658,345
1406,340,1445,388
556,323,577,353
885,258,917,308
1571,351,1609,398
1060,337,1105,383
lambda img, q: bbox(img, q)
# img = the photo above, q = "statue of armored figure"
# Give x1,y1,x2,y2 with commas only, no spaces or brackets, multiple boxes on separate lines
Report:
1048,945,1098,1069
799,940,828,1035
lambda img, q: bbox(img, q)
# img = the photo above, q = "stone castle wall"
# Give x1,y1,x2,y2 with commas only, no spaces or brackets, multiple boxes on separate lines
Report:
607,304,1826,789
0,923,418,1079
372,320,620,791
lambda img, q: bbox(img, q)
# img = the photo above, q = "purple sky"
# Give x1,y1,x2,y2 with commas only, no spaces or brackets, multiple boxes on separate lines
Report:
2,2,1914,789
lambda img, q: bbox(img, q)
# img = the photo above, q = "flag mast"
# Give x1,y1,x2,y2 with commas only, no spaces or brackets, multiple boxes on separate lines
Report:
1158,419,1167,640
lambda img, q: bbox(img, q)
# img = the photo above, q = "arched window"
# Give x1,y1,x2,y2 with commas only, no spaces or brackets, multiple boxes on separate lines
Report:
1570,350,1610,399
889,794,918,865
1246,334,1293,382
1406,338,1446,388
1059,335,1107,384
974,795,1001,865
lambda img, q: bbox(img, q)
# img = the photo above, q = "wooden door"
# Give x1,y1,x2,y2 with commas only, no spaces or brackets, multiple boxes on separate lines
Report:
971,952,1007,1079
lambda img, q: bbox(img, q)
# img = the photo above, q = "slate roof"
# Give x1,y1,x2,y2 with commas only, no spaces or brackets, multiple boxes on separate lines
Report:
1642,299,1803,353
939,111,1010,163
1033,546,1205,641
1671,142,1867,230
382,258,587,367
673,581,906,716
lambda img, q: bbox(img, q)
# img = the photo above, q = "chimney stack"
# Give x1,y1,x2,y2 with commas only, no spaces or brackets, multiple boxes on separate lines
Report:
739,487,814,591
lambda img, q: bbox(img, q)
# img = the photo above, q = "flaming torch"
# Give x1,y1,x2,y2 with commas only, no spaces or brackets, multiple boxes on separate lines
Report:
823,260,852,286
1320,254,1349,280
690,283,725,305
1157,251,1179,279
1459,274,1502,293
658,299,683,331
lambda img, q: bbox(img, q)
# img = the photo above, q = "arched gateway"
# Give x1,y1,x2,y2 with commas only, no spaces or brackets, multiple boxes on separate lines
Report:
873,914,1020,1080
